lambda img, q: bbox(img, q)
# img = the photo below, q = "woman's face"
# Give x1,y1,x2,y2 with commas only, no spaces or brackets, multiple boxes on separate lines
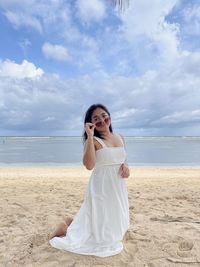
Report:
91,107,111,130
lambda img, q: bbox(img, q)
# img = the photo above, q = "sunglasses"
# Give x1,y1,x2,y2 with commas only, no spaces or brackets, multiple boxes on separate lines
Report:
94,116,110,127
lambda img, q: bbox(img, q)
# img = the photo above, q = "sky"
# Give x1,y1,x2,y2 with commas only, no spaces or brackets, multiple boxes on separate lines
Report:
0,0,200,137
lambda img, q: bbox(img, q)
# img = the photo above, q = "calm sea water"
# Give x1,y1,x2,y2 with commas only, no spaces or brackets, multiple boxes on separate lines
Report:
0,136,200,166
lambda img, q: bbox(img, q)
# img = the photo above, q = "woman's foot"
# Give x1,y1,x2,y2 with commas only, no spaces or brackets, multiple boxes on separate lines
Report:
64,216,73,226
48,216,74,240
48,222,68,240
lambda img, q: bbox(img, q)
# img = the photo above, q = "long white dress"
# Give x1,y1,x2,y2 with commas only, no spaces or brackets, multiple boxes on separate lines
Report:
49,135,130,257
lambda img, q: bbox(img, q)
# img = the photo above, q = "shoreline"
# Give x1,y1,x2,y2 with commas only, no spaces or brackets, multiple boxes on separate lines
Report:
0,164,200,168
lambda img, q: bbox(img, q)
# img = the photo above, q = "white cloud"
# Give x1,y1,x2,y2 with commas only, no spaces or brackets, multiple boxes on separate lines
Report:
120,0,180,63
121,0,178,37
182,4,200,22
0,0,200,136
0,0,71,33
181,3,200,36
43,116,56,122
5,10,42,32
180,51,200,75
19,38,32,53
0,59,44,79
152,110,200,125
76,0,106,23
42,43,70,61
0,55,200,136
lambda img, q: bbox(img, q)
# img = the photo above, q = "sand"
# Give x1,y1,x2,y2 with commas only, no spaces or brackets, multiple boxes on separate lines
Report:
0,166,200,267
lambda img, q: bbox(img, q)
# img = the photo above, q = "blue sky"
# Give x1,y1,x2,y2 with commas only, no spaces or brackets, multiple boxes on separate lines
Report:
0,0,200,136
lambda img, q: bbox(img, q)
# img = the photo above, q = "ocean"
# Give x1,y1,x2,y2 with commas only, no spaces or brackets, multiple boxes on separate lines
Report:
0,136,200,167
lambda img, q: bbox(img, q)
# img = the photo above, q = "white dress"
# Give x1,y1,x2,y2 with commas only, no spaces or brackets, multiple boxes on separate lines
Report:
49,135,130,257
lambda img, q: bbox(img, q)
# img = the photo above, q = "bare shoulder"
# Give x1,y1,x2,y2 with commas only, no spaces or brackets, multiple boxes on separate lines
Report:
83,138,101,151
116,133,125,146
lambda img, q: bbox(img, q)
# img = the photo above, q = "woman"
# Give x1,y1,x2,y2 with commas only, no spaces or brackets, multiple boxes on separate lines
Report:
49,104,130,257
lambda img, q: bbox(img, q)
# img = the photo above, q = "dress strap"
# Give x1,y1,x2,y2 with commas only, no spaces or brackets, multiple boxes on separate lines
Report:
93,136,106,148
117,134,125,147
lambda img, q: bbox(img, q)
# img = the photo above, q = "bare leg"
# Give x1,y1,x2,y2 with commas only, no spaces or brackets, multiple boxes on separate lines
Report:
64,216,73,226
48,222,68,240
48,216,74,240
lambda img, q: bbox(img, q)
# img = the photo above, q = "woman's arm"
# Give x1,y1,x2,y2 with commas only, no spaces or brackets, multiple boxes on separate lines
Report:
83,136,96,170
83,122,96,170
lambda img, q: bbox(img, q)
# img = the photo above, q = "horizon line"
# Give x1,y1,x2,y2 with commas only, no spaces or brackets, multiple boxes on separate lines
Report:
0,135,200,138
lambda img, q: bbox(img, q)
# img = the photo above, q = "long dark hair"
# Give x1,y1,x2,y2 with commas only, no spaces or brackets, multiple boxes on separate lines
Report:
83,104,113,142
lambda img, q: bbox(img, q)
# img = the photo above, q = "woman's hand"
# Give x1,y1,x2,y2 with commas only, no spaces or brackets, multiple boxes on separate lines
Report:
119,163,130,178
85,122,95,138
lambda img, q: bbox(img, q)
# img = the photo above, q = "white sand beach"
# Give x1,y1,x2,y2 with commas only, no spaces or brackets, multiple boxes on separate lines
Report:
0,166,200,267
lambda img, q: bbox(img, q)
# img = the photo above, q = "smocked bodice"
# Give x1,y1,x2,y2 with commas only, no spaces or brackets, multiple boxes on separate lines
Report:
94,136,126,167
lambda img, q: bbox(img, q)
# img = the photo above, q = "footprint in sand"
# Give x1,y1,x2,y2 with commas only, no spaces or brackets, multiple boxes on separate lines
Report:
163,239,199,263
30,233,47,246
177,240,194,257
124,230,135,242
178,240,194,251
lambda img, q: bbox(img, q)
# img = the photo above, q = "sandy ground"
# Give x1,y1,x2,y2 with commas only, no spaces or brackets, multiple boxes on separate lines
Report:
0,166,200,267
